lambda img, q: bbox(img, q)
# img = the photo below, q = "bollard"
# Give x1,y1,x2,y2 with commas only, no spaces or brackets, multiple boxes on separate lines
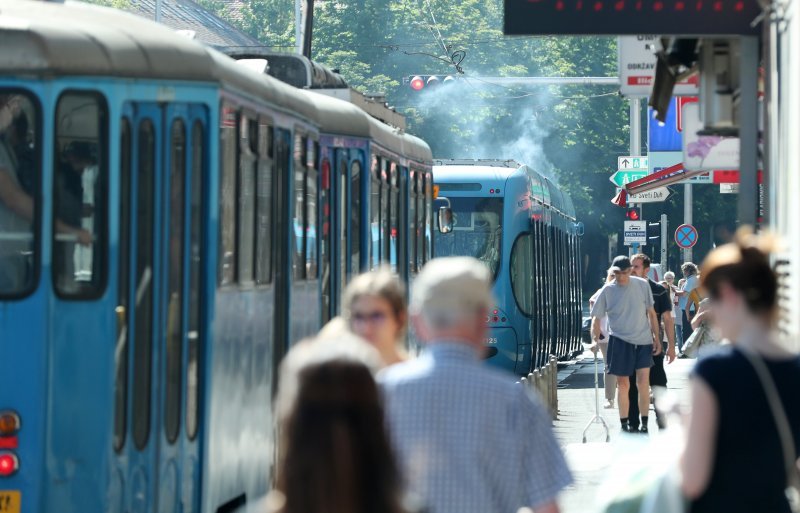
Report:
527,372,535,391
533,369,542,402
541,365,551,416
550,356,559,419
520,376,527,387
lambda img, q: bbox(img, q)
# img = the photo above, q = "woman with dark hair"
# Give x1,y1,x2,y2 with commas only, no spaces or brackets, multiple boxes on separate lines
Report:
266,336,412,513
681,229,800,513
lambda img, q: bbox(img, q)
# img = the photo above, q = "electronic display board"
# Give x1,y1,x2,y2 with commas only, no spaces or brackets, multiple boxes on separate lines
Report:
504,0,762,35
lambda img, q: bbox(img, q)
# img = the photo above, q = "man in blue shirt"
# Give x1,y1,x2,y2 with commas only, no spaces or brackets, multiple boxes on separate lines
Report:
379,257,572,513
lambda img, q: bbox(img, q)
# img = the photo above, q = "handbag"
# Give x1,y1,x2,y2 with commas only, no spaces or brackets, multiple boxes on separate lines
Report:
681,324,708,358
740,348,800,513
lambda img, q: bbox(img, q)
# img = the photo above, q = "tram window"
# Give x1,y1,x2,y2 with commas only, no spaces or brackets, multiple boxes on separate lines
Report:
306,140,318,279
53,92,108,298
255,120,273,285
320,157,332,320
186,121,204,441
416,173,424,270
218,104,237,286
165,119,186,444
369,157,380,268
350,160,361,274
338,158,348,289
0,92,39,298
114,118,131,453
238,116,257,285
408,171,417,274
389,162,399,271
424,173,433,263
511,233,534,317
381,160,390,264
292,134,306,280
133,119,156,451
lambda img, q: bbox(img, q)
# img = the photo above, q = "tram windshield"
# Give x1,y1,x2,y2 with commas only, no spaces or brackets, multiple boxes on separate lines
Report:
434,196,503,280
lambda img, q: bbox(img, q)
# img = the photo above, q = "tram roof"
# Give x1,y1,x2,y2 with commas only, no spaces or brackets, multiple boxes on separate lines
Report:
0,0,317,119
304,90,432,163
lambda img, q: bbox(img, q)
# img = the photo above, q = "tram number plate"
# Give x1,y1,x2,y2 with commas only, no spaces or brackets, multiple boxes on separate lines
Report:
0,491,20,513
484,337,498,345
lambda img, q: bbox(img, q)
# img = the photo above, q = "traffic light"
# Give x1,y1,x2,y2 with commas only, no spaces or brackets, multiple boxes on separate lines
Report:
406,75,457,92
625,206,641,221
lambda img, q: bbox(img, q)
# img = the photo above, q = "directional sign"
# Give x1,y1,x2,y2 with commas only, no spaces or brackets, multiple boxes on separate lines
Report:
675,224,698,249
610,170,648,187
618,156,649,171
624,220,647,246
627,186,672,203
619,36,700,98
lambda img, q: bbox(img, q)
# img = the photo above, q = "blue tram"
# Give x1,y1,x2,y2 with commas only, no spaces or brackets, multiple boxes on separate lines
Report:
433,160,583,375
0,2,432,513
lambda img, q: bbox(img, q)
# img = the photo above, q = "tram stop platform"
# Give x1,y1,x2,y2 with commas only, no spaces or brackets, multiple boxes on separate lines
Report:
551,350,694,513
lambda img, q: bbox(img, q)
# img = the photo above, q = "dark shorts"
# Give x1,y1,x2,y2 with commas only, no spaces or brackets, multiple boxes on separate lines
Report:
607,336,653,376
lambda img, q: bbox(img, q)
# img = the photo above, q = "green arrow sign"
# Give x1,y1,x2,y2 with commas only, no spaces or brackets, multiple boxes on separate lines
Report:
610,170,648,187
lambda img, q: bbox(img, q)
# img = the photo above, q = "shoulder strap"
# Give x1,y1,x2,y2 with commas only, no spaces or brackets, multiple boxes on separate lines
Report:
739,348,800,493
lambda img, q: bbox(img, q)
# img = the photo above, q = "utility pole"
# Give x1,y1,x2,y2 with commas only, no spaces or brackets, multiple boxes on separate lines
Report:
629,98,642,257
156,0,163,22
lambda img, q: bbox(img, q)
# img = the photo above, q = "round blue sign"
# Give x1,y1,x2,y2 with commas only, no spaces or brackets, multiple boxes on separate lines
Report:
675,224,698,249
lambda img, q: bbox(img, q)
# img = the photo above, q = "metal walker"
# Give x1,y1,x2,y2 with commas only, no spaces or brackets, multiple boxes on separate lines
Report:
582,342,610,443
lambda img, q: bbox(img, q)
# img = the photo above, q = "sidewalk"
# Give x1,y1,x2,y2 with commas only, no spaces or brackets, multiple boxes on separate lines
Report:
552,351,694,513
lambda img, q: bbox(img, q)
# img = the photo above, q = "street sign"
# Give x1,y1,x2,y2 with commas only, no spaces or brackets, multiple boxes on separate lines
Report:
650,151,713,184
610,170,648,187
627,186,672,203
675,224,698,249
618,156,649,170
682,102,740,171
624,220,647,246
619,36,700,98
720,183,739,194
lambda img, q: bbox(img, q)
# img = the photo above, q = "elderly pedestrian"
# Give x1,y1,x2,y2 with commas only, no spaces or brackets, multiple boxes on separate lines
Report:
380,257,572,513
590,271,618,409
676,262,699,346
682,230,800,513
343,267,408,367
628,254,676,430
590,255,661,433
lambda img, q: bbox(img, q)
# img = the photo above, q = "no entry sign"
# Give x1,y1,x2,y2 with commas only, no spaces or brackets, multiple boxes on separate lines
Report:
675,224,698,249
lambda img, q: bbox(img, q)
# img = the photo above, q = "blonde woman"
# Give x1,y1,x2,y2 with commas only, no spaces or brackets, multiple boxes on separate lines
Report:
342,268,408,367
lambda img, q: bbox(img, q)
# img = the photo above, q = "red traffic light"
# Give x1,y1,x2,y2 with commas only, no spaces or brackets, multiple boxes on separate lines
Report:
626,207,641,221
410,76,425,91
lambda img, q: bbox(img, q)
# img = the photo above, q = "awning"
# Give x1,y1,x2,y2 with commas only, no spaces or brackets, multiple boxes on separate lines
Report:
623,163,710,195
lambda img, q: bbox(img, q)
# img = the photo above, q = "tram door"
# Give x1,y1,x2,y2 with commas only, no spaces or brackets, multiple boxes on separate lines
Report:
114,102,207,513
332,149,364,313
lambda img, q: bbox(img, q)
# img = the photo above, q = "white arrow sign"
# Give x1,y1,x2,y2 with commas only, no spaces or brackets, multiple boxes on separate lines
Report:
627,186,672,203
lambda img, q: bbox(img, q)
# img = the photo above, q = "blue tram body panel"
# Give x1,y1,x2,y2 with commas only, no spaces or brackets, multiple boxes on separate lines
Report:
0,2,433,512
433,160,582,376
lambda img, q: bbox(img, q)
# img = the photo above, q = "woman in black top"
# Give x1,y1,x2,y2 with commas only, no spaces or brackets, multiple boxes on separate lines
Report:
681,229,800,513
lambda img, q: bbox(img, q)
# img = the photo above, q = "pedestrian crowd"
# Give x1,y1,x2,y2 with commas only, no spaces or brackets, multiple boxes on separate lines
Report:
266,258,572,513
261,231,800,513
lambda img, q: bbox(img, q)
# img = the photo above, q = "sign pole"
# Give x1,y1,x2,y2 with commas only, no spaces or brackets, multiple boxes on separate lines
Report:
684,183,693,263
630,97,642,259
660,213,668,270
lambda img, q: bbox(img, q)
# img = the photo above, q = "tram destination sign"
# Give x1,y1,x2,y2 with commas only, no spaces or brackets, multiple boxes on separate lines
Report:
504,0,761,36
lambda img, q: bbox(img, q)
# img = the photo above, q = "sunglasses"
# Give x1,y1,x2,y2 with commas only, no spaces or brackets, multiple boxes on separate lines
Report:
351,311,390,324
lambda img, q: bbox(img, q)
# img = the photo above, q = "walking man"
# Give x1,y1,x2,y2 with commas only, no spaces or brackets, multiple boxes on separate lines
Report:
380,257,572,513
675,262,699,346
590,255,661,433
628,254,676,430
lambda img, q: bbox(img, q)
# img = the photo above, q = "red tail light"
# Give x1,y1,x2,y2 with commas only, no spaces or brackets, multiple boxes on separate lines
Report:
0,411,20,436
0,452,18,477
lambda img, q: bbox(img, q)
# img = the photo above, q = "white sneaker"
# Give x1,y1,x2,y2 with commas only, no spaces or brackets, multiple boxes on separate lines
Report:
604,399,615,409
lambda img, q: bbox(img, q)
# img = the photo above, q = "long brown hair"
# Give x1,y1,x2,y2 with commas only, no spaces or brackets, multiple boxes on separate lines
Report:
274,337,406,513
